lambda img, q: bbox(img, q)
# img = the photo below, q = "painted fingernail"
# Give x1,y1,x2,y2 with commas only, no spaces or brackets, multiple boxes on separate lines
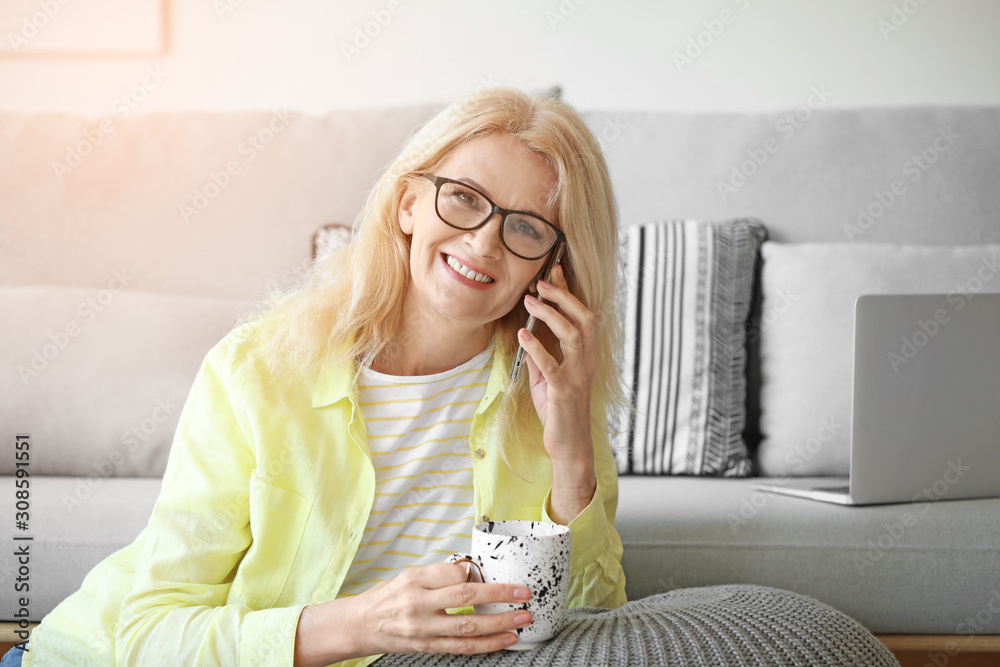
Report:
502,633,519,646
537,280,552,291
518,329,532,342
524,294,539,305
514,586,531,600
514,611,532,627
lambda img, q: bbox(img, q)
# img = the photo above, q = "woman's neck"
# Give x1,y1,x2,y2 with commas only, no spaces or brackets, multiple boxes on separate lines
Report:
371,314,494,377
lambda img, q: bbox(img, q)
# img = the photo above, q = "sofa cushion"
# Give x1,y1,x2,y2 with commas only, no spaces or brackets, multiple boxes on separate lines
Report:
11,473,999,633
1,286,249,477
756,242,1000,476
0,476,160,621
615,476,1000,635
614,219,766,476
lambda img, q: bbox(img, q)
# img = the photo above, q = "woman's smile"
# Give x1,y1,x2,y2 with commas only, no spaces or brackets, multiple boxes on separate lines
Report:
442,252,497,288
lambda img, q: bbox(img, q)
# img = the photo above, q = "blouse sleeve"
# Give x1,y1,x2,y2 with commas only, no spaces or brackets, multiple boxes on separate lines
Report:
541,400,627,610
112,331,307,666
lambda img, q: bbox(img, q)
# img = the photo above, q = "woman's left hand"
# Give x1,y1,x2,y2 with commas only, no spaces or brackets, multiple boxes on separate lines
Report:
518,264,597,523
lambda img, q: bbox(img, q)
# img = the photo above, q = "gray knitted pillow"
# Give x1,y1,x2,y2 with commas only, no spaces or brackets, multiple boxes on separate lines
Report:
614,219,767,476
375,585,898,666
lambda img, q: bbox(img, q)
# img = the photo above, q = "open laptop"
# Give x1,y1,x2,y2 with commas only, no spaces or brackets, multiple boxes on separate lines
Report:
753,293,1000,506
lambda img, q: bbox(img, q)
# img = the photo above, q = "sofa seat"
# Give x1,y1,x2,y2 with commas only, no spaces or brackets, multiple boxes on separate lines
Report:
0,476,161,621
617,476,1000,635
8,473,998,637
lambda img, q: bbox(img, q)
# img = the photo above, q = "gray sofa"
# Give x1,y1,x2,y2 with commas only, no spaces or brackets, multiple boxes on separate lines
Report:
2,103,999,652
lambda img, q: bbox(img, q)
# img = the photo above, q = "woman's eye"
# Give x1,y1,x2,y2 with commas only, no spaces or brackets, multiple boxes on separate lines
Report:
446,188,480,209
512,219,542,239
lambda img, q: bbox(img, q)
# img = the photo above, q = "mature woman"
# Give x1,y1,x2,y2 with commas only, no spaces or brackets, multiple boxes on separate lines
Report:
12,86,628,667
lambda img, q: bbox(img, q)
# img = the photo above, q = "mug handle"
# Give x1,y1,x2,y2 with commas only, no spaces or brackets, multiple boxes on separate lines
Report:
446,553,484,583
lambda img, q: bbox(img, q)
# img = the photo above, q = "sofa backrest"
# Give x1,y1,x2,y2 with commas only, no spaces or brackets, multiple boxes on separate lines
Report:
4,106,998,297
0,106,441,298
3,105,998,477
7,107,1000,298
591,107,1000,245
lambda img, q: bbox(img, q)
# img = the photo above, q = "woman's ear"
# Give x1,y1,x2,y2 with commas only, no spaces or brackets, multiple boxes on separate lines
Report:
397,186,417,235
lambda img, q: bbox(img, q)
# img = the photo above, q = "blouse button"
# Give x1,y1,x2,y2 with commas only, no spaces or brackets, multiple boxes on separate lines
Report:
479,515,490,523
475,448,486,459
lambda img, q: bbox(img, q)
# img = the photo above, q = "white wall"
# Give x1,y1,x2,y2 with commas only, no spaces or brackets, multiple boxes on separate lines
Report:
0,0,997,116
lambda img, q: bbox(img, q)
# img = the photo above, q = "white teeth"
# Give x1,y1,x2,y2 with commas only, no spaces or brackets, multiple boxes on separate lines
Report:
446,255,494,283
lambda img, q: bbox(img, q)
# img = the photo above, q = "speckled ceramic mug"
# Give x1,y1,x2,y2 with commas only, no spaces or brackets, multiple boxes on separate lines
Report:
448,520,571,650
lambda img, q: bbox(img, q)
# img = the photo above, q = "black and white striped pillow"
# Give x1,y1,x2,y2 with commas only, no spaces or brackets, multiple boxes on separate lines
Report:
614,219,767,476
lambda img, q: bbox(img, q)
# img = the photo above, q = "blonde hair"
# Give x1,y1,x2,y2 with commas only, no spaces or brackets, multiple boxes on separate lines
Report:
251,86,627,466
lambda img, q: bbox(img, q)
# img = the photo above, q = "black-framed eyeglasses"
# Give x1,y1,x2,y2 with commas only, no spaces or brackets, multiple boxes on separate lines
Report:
421,174,564,261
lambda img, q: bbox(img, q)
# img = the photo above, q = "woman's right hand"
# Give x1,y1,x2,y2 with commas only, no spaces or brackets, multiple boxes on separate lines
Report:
293,562,534,667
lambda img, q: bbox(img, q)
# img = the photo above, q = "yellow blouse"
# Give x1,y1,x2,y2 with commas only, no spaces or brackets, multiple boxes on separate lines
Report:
25,321,626,667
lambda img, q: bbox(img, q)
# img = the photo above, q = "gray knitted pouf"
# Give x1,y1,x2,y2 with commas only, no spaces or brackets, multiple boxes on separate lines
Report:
374,585,899,666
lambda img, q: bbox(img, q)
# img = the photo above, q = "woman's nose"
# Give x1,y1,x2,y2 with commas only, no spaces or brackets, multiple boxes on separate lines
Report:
466,214,504,258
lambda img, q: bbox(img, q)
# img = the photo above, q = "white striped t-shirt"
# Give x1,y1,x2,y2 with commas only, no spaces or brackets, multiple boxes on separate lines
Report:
336,346,492,597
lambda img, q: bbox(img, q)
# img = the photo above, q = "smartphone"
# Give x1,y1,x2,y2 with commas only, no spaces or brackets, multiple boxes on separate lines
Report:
509,242,567,383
